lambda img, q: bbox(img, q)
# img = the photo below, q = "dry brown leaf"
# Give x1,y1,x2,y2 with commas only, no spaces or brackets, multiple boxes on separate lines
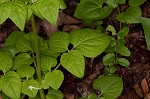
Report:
133,83,143,97
144,93,150,99
141,78,149,96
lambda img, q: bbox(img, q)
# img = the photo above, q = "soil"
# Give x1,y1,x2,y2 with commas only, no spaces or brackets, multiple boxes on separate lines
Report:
1,0,150,99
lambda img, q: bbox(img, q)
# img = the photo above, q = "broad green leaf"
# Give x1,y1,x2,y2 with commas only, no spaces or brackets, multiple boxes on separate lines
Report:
104,66,117,75
9,1,27,31
0,2,10,24
74,0,113,20
0,51,13,74
106,0,125,8
1,71,21,99
60,50,85,78
118,39,126,47
48,32,70,53
4,31,25,46
103,53,115,66
16,33,43,52
44,70,64,90
27,5,33,20
17,65,35,79
41,49,60,58
87,93,97,99
16,33,34,52
118,27,129,39
36,0,59,25
117,58,130,67
41,55,57,71
141,17,150,50
46,88,63,99
22,80,39,98
12,53,34,70
1,45,18,56
129,0,146,6
0,0,9,4
2,93,12,99
118,46,131,57
106,25,116,36
117,7,142,23
32,4,44,19
93,76,123,99
70,29,110,57
58,0,66,9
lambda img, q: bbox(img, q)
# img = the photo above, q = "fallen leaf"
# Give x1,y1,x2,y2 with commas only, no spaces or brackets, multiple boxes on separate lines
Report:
144,93,150,99
134,83,143,97
141,78,149,96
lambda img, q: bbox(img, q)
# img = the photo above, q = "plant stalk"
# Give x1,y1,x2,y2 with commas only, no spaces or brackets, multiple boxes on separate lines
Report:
30,14,46,99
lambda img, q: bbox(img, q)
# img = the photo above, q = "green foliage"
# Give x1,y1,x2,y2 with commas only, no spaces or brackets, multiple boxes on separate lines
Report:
70,29,110,57
17,65,35,79
12,53,34,70
46,88,64,99
61,50,85,78
117,58,130,67
48,32,70,53
117,7,142,23
129,0,146,6
93,75,123,99
21,80,39,98
43,70,64,90
0,51,13,74
1,71,21,99
141,17,150,50
74,0,113,20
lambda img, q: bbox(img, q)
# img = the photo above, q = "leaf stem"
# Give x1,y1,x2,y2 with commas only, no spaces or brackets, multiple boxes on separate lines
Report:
30,14,45,99
53,63,61,71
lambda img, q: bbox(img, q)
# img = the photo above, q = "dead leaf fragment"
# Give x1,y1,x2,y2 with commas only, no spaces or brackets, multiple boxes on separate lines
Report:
134,83,143,97
141,78,149,96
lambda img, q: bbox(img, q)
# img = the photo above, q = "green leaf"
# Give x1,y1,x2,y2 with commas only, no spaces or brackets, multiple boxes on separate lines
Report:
60,50,85,78
4,31,25,46
87,93,97,99
118,46,131,57
106,0,125,8
74,0,113,20
93,76,123,99
106,25,116,36
141,17,150,50
36,0,59,25
103,53,115,66
41,55,57,71
58,0,66,9
117,58,130,67
117,7,142,23
16,33,34,52
0,0,9,4
44,70,64,90
12,53,34,70
129,0,146,6
46,88,63,99
22,80,39,98
104,66,117,75
27,5,33,20
9,1,27,31
118,27,129,39
41,49,60,58
17,65,35,79
0,51,13,74
48,32,70,53
70,29,110,57
1,71,21,99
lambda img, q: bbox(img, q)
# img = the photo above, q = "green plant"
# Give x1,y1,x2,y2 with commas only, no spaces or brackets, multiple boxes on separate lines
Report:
0,0,110,99
74,0,140,98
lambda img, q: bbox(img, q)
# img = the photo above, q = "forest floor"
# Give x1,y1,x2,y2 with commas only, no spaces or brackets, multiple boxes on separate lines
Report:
1,0,150,99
